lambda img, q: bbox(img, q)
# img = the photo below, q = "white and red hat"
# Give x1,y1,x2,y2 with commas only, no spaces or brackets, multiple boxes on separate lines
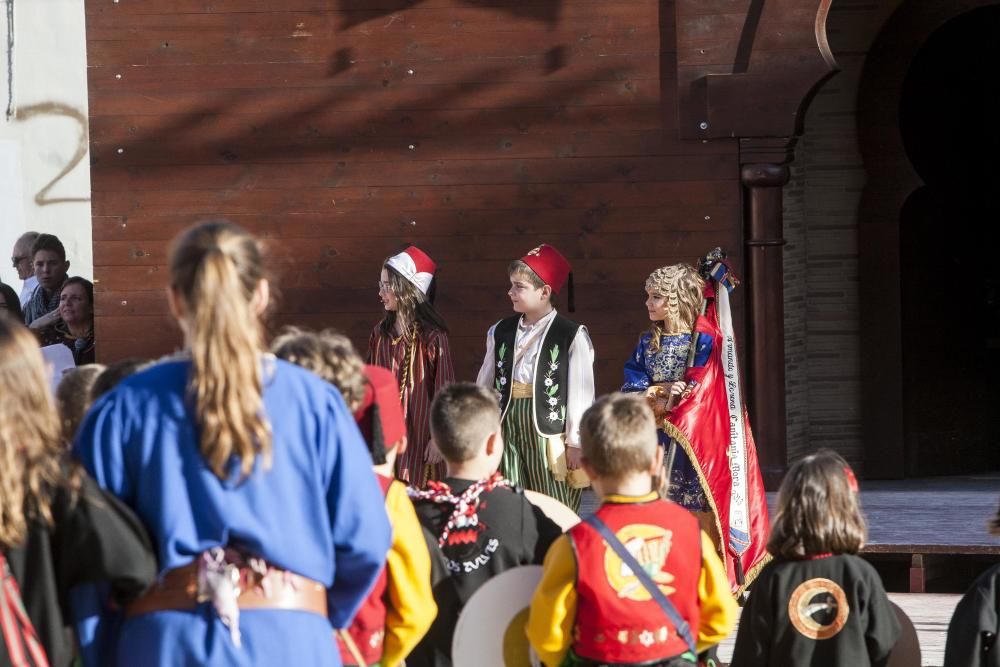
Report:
386,245,437,295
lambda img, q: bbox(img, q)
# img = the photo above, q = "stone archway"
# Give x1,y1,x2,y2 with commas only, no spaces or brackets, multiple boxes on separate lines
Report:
857,0,1000,477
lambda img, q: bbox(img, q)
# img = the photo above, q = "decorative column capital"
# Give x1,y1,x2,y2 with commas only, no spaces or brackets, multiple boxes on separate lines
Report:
741,163,791,189
740,136,797,168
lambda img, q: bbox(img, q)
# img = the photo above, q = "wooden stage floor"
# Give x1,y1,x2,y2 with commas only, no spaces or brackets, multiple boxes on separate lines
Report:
763,472,1000,550
858,473,1000,551
765,473,1000,593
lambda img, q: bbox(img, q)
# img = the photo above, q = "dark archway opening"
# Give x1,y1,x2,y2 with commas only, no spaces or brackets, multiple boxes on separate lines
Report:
897,5,1000,476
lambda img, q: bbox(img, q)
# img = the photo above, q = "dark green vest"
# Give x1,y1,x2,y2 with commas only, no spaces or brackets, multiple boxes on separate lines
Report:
493,313,581,437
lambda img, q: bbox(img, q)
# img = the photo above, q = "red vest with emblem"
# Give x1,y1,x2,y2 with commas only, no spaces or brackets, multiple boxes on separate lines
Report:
568,499,702,663
337,473,393,666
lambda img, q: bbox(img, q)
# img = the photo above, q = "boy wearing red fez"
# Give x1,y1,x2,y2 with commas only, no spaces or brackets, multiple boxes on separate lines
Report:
475,244,595,511
272,329,436,667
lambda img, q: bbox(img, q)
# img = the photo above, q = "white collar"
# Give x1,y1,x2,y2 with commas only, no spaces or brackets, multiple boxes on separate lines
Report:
518,308,557,332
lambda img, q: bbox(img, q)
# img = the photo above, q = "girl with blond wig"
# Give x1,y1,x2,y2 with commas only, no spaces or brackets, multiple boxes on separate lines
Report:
0,314,155,666
74,221,392,665
622,264,711,512
622,261,771,596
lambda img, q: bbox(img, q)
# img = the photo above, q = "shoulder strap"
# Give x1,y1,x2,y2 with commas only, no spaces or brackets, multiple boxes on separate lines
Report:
0,553,50,667
583,514,695,654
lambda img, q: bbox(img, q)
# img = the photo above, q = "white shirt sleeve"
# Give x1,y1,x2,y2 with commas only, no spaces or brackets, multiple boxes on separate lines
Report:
476,323,498,388
564,326,595,448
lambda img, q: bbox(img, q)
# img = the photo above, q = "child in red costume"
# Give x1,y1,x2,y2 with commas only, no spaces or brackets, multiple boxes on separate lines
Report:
369,245,455,486
528,393,736,667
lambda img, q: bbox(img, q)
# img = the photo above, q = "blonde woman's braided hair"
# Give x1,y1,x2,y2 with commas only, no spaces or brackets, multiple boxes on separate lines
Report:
645,264,705,351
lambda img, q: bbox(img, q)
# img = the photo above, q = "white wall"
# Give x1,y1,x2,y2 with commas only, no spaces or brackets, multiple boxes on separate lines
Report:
0,0,92,289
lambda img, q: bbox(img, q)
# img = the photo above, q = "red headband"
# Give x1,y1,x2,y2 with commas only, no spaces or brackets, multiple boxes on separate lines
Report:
843,466,859,493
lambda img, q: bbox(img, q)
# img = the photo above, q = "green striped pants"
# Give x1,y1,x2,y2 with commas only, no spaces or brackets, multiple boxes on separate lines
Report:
501,397,582,512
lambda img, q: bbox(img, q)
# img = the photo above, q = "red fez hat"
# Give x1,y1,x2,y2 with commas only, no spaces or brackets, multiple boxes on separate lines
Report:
386,245,437,296
520,244,575,311
354,365,407,464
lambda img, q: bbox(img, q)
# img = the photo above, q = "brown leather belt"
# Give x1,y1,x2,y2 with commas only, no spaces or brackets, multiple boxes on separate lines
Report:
125,561,328,619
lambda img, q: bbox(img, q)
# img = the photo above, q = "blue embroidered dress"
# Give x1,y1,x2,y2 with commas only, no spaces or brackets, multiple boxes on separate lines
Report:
74,357,393,666
622,332,711,512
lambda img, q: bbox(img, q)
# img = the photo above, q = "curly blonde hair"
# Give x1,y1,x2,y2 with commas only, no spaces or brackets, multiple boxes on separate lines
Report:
0,314,71,548
645,264,705,350
271,327,367,410
56,363,106,446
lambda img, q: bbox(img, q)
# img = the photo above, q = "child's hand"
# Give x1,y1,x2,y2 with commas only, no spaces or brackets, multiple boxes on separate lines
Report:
565,446,583,470
644,384,668,401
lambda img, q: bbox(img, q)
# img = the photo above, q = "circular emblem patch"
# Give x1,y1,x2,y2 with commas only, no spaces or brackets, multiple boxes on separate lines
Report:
602,524,675,601
787,578,850,640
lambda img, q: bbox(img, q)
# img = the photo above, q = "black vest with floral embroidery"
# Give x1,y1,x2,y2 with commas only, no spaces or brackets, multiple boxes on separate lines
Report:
493,314,580,437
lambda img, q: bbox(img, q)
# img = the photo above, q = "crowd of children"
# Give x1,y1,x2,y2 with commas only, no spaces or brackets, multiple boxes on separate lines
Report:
0,219,997,667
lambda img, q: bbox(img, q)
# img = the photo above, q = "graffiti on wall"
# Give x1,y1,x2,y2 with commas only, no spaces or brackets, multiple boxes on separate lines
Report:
15,102,90,206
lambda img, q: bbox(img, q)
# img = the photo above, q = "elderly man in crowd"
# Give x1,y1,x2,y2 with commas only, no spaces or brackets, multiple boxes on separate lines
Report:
24,233,70,328
10,230,39,308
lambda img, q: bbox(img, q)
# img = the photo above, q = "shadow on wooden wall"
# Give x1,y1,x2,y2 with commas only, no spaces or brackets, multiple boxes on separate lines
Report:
85,1,742,389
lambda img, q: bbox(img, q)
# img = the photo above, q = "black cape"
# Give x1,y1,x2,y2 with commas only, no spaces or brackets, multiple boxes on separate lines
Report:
731,554,900,667
944,562,1000,667
2,473,157,667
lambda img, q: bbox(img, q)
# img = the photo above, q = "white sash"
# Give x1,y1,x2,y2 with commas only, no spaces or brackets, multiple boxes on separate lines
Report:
715,285,751,555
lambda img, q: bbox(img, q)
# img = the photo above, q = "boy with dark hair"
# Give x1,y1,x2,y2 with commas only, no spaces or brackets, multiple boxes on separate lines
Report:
25,233,70,327
528,393,737,667
408,382,562,667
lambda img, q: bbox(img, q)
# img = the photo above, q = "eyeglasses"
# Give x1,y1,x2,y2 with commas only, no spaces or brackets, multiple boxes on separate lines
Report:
10,256,28,267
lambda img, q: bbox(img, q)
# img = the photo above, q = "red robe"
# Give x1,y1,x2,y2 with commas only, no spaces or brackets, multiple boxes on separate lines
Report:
367,325,455,486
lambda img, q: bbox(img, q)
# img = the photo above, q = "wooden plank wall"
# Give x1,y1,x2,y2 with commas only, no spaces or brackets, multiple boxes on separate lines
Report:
86,0,742,391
